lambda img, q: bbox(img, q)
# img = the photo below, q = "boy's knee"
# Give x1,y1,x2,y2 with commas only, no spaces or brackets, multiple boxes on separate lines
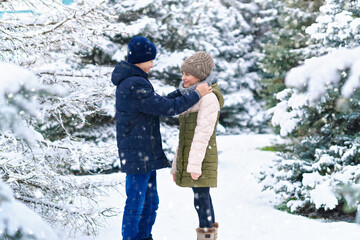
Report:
124,207,144,215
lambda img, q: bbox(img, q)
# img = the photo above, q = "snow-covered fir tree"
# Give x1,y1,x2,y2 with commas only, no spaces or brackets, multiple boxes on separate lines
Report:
259,0,360,219
0,179,58,240
1,0,122,167
0,62,60,240
258,0,323,109
306,0,360,54
104,0,269,133
0,0,124,237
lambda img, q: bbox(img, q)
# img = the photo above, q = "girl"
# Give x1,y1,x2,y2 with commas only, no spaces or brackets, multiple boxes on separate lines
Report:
171,51,224,240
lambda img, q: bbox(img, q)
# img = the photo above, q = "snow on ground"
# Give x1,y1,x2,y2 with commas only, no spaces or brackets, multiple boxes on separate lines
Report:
74,134,360,240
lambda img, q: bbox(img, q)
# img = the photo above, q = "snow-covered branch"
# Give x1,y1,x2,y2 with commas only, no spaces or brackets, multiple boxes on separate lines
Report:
285,47,360,102
0,0,122,66
0,59,121,237
0,181,59,240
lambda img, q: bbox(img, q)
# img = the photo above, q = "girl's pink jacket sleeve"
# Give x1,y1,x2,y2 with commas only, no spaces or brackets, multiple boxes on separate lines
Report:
171,93,220,175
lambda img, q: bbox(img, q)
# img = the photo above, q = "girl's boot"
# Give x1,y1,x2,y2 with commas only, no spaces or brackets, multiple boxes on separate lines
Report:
196,227,216,240
212,222,219,240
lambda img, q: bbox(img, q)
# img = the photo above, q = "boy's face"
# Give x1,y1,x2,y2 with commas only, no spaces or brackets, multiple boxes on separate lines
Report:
182,72,201,88
135,60,154,74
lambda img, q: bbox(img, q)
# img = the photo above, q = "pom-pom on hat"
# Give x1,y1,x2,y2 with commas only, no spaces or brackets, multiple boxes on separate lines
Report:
127,36,157,64
180,51,215,80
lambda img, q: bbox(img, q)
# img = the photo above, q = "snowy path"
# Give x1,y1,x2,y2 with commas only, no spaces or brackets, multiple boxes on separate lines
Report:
90,134,360,240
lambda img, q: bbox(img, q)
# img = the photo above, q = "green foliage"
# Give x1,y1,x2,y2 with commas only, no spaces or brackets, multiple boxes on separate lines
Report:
259,0,324,109
261,78,286,109
285,0,324,11
275,201,293,213
1,230,37,240
259,144,291,152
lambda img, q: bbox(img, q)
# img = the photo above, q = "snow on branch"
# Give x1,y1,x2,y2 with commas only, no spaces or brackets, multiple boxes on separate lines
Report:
0,179,59,240
285,46,360,102
0,59,120,236
0,134,122,236
0,61,66,143
0,0,122,66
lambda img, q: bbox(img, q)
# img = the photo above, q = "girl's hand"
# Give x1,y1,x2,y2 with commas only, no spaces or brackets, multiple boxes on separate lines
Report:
173,174,176,182
191,172,201,180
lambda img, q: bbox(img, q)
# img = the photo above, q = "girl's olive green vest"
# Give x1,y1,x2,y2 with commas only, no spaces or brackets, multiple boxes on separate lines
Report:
175,83,224,188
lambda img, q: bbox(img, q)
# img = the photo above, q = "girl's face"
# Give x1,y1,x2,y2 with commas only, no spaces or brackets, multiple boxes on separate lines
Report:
182,72,201,88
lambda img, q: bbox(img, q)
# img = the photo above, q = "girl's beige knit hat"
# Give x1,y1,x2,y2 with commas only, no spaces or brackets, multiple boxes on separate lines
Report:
180,51,215,80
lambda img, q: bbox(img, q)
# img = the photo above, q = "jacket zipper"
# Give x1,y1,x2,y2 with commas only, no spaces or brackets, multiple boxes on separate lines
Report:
150,117,156,156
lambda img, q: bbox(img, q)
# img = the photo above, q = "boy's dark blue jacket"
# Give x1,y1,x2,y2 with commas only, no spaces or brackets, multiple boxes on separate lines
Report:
111,61,200,174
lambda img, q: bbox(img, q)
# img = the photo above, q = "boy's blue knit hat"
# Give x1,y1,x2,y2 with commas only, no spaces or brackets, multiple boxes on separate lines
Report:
127,36,157,64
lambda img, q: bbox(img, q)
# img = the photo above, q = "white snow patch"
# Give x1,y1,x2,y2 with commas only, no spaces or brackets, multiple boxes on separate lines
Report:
310,182,338,210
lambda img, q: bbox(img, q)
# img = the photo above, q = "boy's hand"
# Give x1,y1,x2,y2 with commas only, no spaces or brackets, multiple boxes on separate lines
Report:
173,174,176,182
196,83,212,97
190,172,201,180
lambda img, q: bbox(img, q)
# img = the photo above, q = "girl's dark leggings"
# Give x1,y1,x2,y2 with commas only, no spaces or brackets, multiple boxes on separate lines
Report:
192,187,215,228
